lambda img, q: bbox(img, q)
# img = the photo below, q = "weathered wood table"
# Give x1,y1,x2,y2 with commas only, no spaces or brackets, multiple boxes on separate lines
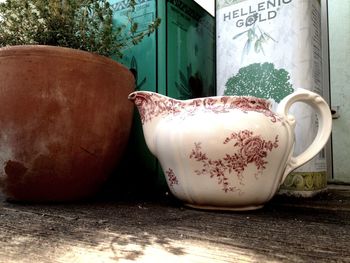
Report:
0,185,349,262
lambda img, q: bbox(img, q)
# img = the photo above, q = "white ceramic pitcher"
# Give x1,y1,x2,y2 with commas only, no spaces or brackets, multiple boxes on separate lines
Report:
128,89,332,211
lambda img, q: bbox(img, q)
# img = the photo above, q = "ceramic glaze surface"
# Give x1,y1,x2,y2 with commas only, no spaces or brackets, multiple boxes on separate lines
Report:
129,89,332,210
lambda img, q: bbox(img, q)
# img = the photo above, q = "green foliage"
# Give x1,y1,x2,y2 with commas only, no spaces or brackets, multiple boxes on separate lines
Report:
0,0,161,58
224,62,293,103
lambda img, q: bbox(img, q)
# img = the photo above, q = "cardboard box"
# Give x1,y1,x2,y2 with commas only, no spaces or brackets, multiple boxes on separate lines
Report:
216,0,328,197
108,0,216,197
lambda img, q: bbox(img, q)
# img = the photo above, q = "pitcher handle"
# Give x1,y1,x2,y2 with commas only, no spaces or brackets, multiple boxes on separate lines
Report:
276,88,332,182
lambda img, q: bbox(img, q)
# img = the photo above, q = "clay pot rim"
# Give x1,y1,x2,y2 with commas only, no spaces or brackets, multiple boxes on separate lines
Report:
0,44,131,75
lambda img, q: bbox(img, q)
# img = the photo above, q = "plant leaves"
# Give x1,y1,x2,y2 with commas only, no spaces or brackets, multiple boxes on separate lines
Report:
0,0,161,58
232,29,249,40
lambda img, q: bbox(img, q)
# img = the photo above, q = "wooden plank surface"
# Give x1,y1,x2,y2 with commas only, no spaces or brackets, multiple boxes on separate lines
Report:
0,186,349,263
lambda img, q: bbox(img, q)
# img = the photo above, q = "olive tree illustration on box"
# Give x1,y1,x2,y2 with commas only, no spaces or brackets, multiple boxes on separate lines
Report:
224,62,293,103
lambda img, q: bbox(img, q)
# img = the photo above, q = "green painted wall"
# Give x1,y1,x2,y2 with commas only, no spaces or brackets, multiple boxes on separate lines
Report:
106,0,216,197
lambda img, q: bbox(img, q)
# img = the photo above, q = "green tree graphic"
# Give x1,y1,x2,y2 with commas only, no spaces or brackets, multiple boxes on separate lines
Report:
224,62,293,103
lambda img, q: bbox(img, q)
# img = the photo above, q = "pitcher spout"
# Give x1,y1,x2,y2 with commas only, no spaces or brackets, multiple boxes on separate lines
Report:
128,91,171,155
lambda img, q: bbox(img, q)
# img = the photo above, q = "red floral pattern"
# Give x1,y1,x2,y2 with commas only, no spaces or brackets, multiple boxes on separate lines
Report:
165,168,178,187
190,130,279,193
132,93,280,124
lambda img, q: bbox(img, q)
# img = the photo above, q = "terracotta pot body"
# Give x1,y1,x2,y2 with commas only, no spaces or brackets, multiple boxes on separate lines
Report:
0,45,134,201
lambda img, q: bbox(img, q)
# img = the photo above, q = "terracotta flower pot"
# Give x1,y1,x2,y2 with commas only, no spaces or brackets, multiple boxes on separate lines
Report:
0,45,134,202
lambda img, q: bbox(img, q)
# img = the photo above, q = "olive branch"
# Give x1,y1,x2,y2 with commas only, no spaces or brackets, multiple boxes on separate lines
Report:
232,13,276,61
